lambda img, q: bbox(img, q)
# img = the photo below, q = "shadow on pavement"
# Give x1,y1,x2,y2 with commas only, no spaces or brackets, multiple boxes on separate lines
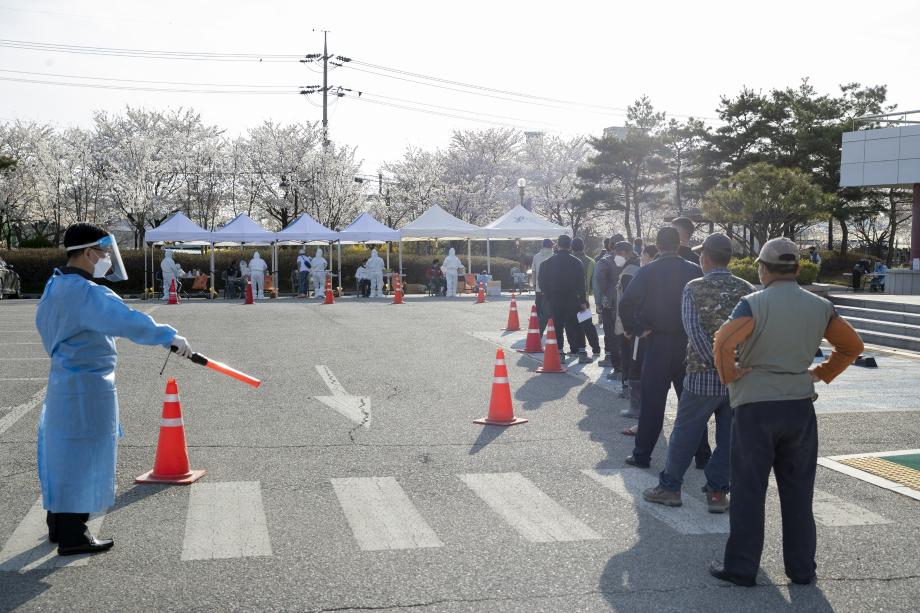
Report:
468,425,511,455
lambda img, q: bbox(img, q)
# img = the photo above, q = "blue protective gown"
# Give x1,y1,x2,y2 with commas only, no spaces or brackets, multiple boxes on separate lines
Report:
35,269,177,513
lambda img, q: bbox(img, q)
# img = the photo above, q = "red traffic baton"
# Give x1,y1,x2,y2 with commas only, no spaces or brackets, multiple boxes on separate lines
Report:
171,346,262,388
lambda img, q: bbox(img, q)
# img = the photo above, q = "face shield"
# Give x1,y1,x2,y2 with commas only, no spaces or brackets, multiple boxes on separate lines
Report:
66,234,128,282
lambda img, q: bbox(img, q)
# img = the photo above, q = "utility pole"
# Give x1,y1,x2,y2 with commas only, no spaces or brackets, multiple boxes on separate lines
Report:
300,31,352,151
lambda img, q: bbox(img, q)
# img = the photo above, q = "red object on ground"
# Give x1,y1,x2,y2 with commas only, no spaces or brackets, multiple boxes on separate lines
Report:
536,318,566,373
135,378,206,485
473,348,527,427
244,280,254,304
167,278,179,305
474,282,486,304
503,292,520,331
391,274,405,305
518,305,543,354
323,274,335,305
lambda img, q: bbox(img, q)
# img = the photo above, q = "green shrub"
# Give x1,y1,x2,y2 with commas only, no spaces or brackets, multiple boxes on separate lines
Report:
1,247,520,295
18,237,54,248
728,256,819,285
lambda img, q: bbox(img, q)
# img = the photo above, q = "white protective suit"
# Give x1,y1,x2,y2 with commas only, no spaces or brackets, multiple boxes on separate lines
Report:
249,251,268,299
161,251,185,300
366,249,385,297
311,248,327,296
442,247,463,297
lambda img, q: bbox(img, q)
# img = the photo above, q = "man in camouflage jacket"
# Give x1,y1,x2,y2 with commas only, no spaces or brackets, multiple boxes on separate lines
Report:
643,233,754,513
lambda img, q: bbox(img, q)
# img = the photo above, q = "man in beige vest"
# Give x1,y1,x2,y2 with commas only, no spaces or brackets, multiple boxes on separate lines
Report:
709,237,863,587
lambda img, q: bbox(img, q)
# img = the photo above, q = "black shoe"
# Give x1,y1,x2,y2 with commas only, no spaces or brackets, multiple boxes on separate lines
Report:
578,353,593,364
789,575,816,585
58,537,114,556
709,562,756,587
597,357,614,367
624,455,650,468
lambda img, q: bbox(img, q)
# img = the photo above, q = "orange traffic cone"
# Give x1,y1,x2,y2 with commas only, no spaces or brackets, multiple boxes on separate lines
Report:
503,292,520,331
517,305,543,353
475,282,486,304
474,348,528,426
536,318,566,373
323,274,335,304
167,278,179,305
244,280,254,304
135,378,206,485
391,274,405,305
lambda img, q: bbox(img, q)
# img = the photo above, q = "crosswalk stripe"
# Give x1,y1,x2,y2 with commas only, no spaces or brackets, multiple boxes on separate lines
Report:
331,477,443,551
459,472,601,542
582,469,729,535
0,498,106,572
181,481,272,561
766,479,891,527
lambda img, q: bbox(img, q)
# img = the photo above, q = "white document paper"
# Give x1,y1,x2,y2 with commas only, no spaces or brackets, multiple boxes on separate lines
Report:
576,309,593,324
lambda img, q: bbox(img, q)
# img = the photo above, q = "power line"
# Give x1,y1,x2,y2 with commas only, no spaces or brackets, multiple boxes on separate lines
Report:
0,39,300,62
0,74,294,95
0,68,298,89
345,94,547,131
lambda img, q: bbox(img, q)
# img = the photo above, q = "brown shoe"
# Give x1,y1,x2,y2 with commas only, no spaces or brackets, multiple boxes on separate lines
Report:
643,486,682,507
707,490,730,514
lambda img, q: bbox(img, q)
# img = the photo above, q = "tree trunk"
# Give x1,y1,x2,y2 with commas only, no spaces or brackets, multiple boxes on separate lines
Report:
827,218,834,251
622,197,632,240
838,217,848,260
886,190,897,267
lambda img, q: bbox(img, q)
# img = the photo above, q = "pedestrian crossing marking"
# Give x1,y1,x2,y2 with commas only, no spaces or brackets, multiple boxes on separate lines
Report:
459,472,601,542
181,481,272,561
811,489,890,526
0,498,106,572
582,469,729,535
331,477,443,551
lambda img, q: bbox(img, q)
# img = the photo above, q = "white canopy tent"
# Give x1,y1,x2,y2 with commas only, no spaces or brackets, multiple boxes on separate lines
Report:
212,213,281,292
275,214,340,292
479,205,572,273
143,212,214,296
338,212,401,289
398,205,486,272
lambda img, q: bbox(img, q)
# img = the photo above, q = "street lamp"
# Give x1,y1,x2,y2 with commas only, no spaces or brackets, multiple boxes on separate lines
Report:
517,178,526,208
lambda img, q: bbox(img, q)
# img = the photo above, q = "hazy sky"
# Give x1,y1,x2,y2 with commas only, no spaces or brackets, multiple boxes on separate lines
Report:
1,0,917,173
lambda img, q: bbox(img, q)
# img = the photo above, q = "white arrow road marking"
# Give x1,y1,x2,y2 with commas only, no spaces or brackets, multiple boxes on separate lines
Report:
314,365,371,428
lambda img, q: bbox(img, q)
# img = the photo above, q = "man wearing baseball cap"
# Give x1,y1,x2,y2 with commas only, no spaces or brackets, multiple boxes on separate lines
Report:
643,234,753,513
709,237,864,587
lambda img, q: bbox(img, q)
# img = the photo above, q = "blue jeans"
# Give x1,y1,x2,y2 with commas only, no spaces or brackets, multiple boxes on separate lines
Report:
298,271,308,294
659,390,732,492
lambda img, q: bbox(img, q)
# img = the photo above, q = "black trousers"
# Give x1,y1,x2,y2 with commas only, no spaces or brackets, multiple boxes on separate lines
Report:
47,511,91,547
723,399,818,580
577,319,601,354
535,292,549,335
601,307,617,356
359,279,371,297
621,334,645,380
632,333,711,464
549,305,580,354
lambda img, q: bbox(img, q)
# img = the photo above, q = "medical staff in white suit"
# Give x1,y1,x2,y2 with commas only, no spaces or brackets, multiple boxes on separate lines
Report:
160,250,185,300
443,247,463,297
249,251,268,299
311,247,327,297
366,249,385,297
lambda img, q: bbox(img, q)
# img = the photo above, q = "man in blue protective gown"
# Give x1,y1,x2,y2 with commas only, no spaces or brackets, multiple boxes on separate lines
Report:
35,223,194,556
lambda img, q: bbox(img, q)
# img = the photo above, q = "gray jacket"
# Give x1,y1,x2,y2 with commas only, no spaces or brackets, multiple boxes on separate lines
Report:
595,254,620,308
532,248,554,292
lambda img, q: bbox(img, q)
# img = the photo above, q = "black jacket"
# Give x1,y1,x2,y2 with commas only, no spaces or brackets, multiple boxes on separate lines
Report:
618,253,702,336
538,250,586,311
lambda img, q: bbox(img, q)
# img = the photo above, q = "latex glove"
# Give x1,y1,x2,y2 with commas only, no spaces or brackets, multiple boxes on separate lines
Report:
171,334,193,358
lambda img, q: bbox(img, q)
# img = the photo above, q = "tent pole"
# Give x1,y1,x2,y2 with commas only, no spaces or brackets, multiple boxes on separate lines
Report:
467,239,471,273
143,242,148,300
272,242,278,295
398,240,402,277
210,244,215,298
337,241,342,293
486,238,491,274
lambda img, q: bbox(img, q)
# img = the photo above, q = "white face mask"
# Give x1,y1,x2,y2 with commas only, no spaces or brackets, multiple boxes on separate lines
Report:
614,255,626,267
92,252,113,278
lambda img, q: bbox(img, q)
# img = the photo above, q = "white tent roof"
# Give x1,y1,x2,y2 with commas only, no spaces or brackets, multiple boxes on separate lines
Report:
145,212,213,243
275,213,339,243
399,205,487,240
483,205,572,240
338,212,400,244
211,213,277,244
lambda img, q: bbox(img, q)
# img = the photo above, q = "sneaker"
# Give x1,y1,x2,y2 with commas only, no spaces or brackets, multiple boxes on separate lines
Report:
597,357,614,367
643,486,682,507
706,490,730,514
578,353,593,364
606,370,619,380
624,455,650,468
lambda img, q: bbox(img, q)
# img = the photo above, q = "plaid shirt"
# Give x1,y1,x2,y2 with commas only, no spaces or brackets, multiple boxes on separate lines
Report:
682,268,730,396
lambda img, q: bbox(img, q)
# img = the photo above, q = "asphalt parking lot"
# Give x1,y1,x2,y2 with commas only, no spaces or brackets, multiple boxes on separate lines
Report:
2,295,919,612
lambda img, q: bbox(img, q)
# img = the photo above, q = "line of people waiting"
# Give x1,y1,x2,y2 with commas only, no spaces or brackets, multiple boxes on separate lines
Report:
534,219,865,588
